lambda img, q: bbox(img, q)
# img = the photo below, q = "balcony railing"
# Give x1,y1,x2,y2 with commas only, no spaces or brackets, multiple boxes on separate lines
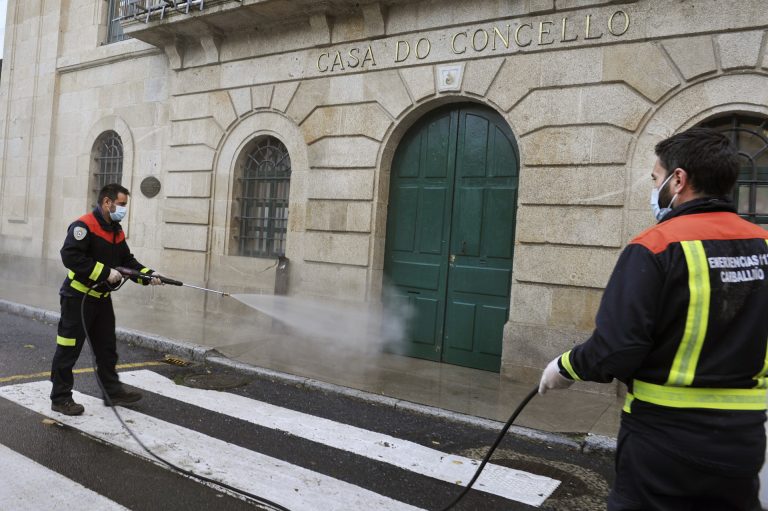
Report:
118,0,240,24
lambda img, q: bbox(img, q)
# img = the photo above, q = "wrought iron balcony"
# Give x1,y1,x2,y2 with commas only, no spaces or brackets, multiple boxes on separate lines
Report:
119,0,388,46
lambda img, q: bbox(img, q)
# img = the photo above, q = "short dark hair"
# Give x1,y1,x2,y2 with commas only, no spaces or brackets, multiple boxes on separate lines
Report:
654,127,739,196
98,183,130,206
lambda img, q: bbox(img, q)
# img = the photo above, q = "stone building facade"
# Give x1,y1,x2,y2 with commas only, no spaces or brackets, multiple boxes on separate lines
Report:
0,0,766,383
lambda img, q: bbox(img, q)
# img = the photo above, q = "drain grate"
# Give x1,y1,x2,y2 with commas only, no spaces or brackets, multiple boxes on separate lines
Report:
162,355,192,367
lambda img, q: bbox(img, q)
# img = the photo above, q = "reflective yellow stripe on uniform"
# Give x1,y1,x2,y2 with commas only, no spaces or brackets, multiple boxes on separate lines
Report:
559,350,582,381
633,379,767,411
88,261,104,281
666,240,710,387
56,335,76,347
753,240,768,388
139,267,151,285
67,270,109,299
623,392,634,413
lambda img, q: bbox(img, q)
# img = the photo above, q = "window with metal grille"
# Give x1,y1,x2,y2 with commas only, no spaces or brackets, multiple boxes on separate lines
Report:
91,131,124,208
106,0,129,44
233,137,291,258
700,114,768,228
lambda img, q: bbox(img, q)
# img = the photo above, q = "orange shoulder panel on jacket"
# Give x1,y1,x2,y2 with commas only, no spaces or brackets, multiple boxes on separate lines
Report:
78,213,125,244
631,212,768,254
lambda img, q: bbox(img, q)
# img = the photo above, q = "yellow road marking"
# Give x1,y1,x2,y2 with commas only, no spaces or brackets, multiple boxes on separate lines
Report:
0,361,165,384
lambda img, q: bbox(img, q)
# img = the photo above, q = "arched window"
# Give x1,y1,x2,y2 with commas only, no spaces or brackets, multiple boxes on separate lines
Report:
700,114,768,227
91,131,124,208
232,136,291,257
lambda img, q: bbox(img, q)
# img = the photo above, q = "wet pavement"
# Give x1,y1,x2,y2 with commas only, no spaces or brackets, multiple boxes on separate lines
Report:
0,272,622,449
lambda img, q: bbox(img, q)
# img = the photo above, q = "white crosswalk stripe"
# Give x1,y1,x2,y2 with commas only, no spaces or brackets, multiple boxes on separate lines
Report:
0,381,423,511
0,372,561,509
121,369,559,506
0,443,129,509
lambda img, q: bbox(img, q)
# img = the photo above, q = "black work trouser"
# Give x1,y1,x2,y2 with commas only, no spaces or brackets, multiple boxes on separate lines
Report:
608,427,762,511
50,295,123,403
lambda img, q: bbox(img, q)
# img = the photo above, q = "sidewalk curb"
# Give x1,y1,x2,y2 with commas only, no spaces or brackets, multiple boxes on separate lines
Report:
0,299,611,454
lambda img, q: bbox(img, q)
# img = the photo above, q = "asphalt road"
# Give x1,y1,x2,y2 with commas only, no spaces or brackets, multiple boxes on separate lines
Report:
0,309,615,510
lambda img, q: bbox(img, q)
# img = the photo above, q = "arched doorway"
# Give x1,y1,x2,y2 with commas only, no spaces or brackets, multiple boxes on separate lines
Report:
383,104,520,372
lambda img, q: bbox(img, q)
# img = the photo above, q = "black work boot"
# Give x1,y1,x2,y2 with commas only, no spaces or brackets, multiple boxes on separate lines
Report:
104,390,142,407
51,399,85,416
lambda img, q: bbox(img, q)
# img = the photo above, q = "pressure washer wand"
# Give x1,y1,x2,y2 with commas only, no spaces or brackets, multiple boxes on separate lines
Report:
115,267,230,296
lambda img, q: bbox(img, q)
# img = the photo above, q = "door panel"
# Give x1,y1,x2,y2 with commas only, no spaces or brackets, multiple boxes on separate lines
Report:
384,105,519,371
384,110,458,360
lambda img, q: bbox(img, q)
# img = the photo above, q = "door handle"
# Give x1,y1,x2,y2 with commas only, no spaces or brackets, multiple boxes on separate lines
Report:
449,254,456,264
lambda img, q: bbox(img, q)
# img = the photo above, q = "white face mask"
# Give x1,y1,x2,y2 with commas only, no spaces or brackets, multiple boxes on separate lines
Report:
109,204,127,222
650,173,677,221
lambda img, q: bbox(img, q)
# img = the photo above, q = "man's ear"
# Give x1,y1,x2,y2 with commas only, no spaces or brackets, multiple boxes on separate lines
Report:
672,168,688,194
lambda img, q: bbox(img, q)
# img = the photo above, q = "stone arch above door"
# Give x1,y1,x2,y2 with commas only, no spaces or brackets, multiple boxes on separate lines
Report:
624,73,768,241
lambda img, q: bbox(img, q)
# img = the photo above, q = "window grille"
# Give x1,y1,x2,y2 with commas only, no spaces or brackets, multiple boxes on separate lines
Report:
234,137,291,258
701,115,768,227
92,131,124,207
106,0,129,44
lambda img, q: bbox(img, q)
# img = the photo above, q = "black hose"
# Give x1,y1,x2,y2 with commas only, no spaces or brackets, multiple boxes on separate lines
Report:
439,386,539,511
81,280,291,511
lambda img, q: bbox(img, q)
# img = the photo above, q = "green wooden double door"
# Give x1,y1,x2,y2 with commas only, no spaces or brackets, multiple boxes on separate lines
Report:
383,105,520,372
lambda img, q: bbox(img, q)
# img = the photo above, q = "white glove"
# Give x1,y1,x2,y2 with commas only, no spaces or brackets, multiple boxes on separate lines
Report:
538,356,574,395
107,268,123,284
149,271,164,286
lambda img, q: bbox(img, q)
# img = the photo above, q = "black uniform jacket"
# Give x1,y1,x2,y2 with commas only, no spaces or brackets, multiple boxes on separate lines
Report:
60,207,151,299
558,198,768,475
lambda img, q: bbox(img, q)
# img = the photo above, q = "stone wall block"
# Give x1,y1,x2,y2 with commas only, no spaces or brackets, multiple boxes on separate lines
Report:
519,166,625,206
165,172,212,198
511,88,580,135
287,79,331,124
399,66,435,102
589,126,633,165
291,262,368,301
209,90,237,130
228,88,252,117
166,146,216,172
171,66,221,96
603,42,680,102
170,94,210,121
162,224,209,252
515,244,619,288
271,82,300,113
386,0,552,35
661,35,717,80
364,71,413,119
509,283,552,326
251,84,274,110
550,287,603,330
486,55,540,111
301,103,392,145
163,198,210,224
306,200,372,232
517,205,622,247
716,30,765,70
521,126,631,165
308,137,380,168
579,84,651,131
646,0,768,40
303,232,370,266
463,57,504,97
307,169,375,200
171,118,224,148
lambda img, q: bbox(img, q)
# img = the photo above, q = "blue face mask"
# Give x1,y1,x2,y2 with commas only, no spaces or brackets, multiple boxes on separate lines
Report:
650,173,677,221
109,204,127,222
